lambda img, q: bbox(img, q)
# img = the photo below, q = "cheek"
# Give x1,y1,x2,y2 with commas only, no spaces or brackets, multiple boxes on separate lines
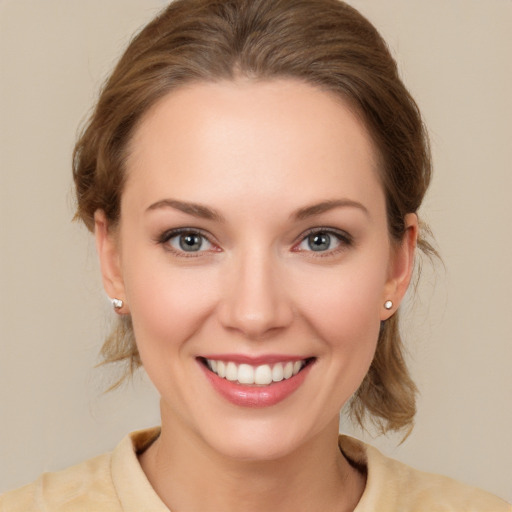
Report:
293,260,386,347
121,249,219,358
284,259,386,414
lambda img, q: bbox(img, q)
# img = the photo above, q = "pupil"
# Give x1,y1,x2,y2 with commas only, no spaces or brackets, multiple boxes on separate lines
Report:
309,233,330,251
180,234,202,251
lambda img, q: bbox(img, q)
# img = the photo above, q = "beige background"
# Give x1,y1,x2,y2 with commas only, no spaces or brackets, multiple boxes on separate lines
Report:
1,0,511,502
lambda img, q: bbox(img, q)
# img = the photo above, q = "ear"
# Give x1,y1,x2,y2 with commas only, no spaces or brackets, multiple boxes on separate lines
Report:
381,213,418,320
94,210,129,314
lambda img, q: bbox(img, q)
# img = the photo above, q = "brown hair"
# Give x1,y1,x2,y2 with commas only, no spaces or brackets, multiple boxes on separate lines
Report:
73,0,435,434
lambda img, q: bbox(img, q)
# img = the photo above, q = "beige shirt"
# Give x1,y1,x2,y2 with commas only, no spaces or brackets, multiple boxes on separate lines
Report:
1,428,510,511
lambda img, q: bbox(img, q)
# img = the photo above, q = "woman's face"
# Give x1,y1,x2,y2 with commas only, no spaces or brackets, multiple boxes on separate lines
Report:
96,79,416,461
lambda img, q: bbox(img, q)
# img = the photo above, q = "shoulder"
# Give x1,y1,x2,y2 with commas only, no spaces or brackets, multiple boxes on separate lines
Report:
0,451,118,512
339,435,512,512
0,428,162,512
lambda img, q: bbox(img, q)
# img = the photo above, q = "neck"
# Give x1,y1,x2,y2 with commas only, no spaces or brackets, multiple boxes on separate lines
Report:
139,409,365,512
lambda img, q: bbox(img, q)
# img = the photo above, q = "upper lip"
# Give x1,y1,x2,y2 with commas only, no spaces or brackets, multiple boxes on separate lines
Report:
199,354,314,366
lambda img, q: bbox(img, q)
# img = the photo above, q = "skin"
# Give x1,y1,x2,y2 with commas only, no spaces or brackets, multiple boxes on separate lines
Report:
95,79,417,512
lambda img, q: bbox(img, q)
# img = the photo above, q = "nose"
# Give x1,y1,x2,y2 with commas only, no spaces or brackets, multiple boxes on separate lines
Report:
217,249,294,339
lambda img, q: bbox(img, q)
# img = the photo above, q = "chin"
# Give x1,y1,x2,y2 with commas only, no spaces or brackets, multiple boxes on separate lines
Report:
208,432,299,462
195,413,328,463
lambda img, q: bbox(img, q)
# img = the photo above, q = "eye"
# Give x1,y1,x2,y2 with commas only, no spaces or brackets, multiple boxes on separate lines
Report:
295,229,353,254
159,229,215,255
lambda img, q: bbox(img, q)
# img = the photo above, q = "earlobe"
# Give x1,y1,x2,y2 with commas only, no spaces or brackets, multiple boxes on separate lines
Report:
94,210,128,313
381,213,418,320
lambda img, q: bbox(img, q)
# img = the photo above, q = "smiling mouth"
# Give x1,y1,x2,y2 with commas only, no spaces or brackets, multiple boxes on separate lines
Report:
199,357,315,386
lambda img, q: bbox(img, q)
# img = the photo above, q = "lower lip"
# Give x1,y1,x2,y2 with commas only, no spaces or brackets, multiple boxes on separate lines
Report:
200,361,313,408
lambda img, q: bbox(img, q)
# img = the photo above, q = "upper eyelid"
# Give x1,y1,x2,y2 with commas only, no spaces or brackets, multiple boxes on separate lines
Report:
296,226,353,243
159,227,213,242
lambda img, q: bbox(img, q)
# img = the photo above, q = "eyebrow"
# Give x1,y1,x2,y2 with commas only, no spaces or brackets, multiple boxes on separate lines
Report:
146,199,225,222
146,198,368,222
292,199,369,221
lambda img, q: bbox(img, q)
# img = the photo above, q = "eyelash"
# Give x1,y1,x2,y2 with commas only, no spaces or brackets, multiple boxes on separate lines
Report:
293,227,354,257
157,228,218,258
156,227,353,258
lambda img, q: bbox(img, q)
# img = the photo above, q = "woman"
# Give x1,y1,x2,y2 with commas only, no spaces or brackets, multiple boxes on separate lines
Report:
1,0,510,510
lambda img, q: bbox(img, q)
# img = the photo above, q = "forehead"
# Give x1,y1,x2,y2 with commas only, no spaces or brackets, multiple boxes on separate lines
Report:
124,79,383,215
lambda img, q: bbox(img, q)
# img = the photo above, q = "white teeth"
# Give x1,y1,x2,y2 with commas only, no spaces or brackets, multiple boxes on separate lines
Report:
283,362,293,379
271,364,284,382
254,365,273,385
238,364,254,384
217,360,226,378
225,362,238,381
205,358,307,385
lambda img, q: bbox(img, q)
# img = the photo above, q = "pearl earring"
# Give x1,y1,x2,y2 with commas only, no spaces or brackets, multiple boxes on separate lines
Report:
384,300,393,310
111,298,123,310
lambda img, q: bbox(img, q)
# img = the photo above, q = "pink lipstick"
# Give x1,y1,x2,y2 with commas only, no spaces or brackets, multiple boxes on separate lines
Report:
198,356,314,407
